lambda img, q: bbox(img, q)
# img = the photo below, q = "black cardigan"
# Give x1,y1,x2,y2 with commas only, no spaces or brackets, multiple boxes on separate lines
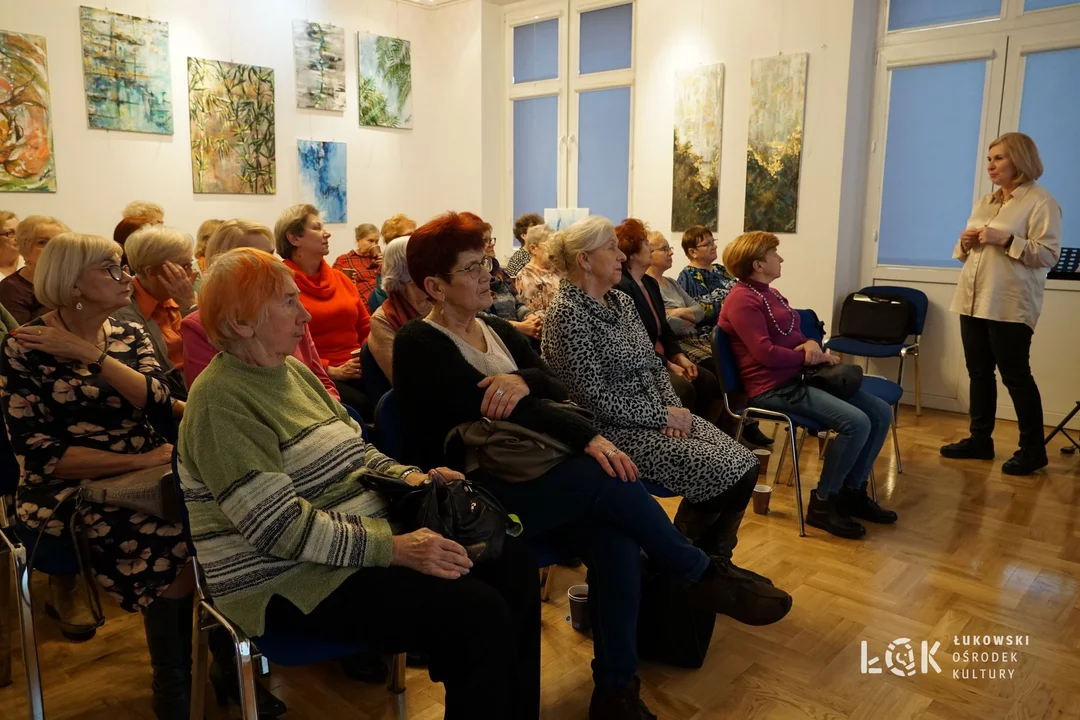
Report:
391,314,598,471
616,273,682,360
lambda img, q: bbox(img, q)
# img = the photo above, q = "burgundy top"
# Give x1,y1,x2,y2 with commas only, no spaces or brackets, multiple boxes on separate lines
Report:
717,279,807,398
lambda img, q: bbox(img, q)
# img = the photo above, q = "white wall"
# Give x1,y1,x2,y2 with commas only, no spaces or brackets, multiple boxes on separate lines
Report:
1,0,480,261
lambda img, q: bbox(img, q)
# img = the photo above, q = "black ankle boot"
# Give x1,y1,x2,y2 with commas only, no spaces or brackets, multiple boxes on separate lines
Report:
680,503,773,586
687,558,792,626
208,627,288,718
1001,450,1049,476
742,423,774,447
589,676,657,720
837,486,898,524
940,437,995,460
142,595,193,720
806,490,866,539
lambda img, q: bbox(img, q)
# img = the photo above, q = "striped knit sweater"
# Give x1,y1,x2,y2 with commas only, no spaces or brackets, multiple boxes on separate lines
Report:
178,352,419,637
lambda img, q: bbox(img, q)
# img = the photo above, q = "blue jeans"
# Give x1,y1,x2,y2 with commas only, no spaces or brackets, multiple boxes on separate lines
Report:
752,386,893,498
475,455,710,688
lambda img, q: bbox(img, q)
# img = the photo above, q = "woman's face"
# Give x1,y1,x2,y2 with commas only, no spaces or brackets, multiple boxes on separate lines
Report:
356,232,380,256
0,217,17,254
292,214,330,257
755,247,784,283
25,224,62,268
252,279,312,356
76,255,133,312
648,236,674,272
689,232,717,266
526,240,551,269
987,144,1018,188
628,241,652,271
482,230,496,259
435,248,494,315
582,235,626,288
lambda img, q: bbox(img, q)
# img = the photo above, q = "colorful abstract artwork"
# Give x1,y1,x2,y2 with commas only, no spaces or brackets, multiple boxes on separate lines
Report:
671,64,724,232
744,53,808,233
357,33,412,129
0,30,56,192
298,140,347,223
187,57,276,194
79,7,172,134
293,20,346,111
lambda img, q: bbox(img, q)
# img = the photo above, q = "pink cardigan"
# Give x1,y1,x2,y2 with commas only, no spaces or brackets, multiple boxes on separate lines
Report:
180,310,340,400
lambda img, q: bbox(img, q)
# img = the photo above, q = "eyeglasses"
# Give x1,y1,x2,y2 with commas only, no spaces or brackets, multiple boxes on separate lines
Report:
104,264,124,282
446,255,494,279
652,245,673,253
0,230,15,239
484,236,497,245
696,240,717,249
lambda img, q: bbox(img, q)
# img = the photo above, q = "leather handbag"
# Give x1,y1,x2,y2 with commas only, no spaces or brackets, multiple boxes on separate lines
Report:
77,464,180,522
804,362,863,401
356,468,522,565
444,401,595,484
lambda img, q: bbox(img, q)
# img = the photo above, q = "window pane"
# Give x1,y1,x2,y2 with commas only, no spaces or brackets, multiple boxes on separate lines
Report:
514,19,558,84
878,61,986,267
887,0,1001,31
1025,0,1079,10
577,87,631,223
514,96,559,227
579,4,632,74
1019,47,1080,248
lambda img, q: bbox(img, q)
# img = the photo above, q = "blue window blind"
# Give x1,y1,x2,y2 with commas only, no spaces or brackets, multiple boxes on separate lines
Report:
1025,0,1079,10
577,87,631,224
878,61,987,267
514,19,558,84
579,4,632,74
1019,47,1080,249
514,96,559,223
887,0,1001,31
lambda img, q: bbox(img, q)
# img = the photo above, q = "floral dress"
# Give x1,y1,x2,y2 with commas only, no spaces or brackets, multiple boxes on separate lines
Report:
0,318,188,611
676,263,736,325
514,263,561,316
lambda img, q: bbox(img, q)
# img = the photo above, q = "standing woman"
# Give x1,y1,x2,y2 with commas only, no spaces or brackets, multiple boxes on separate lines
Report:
941,132,1062,476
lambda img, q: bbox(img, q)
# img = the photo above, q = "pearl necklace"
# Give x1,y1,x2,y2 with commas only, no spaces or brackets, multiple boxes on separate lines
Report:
738,281,796,336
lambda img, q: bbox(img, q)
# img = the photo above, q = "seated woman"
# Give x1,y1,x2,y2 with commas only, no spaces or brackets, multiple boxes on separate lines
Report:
333,222,382,306
0,210,20,278
366,236,432,383
717,232,898,539
276,204,371,414
477,216,542,341
179,247,540,720
505,212,545,277
676,225,735,325
368,213,418,312
541,216,779,586
393,213,790,718
194,218,223,274
0,215,67,325
0,232,193,719
180,219,338,400
115,225,199,401
514,224,561,316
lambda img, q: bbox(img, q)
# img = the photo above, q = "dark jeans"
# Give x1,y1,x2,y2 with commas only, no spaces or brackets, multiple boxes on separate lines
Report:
261,536,540,720
476,455,711,688
959,315,1045,454
669,363,720,417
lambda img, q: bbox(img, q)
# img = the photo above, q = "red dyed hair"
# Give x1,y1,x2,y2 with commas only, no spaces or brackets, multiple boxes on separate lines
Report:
114,215,154,264
614,218,649,262
407,212,487,292
199,248,295,347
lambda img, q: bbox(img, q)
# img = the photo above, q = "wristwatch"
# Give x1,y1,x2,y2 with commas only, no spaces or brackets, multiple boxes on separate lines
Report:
87,348,109,374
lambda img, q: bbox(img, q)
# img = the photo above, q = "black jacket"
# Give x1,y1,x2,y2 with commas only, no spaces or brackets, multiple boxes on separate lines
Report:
392,314,597,471
616,273,681,360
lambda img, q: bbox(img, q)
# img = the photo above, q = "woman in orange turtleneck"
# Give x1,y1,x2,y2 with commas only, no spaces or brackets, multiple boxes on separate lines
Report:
275,204,372,415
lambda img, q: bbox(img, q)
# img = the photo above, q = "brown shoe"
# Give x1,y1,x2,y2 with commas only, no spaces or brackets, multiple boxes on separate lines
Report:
688,558,792,626
45,574,98,641
589,676,657,720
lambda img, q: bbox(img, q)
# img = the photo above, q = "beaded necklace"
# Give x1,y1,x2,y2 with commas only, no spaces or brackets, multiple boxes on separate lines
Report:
738,281,796,336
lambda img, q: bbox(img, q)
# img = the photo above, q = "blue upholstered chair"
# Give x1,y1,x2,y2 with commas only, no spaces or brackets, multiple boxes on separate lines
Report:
360,343,392,408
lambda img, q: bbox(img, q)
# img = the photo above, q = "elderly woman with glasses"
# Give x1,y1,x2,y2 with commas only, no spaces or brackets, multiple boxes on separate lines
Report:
676,225,736,325
0,215,68,325
0,210,20,278
513,224,561,316
366,236,432,383
476,215,542,341
0,233,194,719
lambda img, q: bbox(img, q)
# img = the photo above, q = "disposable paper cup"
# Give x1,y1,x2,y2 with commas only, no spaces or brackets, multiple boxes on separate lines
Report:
752,448,771,477
752,484,773,515
567,584,590,633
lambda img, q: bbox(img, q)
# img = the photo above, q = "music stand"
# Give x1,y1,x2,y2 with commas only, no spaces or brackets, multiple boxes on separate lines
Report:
1046,401,1080,454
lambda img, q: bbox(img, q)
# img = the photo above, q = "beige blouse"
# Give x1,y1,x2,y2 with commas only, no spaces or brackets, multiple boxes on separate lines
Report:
949,182,1062,329
366,305,396,382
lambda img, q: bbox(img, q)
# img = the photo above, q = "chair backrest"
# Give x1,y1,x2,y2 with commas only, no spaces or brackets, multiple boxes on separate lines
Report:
360,343,391,406
710,326,745,397
797,308,825,345
859,285,928,335
341,403,371,443
373,389,406,461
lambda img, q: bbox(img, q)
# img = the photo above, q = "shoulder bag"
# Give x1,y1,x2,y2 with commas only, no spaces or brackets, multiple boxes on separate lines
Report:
803,362,863,401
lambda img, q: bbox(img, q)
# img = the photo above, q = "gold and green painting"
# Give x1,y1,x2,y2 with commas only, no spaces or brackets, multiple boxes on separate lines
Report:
744,53,808,233
0,30,56,192
671,64,724,232
357,33,412,129
187,57,275,194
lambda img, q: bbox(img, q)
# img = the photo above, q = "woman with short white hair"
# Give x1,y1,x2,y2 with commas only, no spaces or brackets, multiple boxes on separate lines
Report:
366,236,432,382
0,215,68,324
514,224,561,316
115,226,197,400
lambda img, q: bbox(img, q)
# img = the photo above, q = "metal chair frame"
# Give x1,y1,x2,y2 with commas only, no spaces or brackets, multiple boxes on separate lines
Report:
0,516,44,720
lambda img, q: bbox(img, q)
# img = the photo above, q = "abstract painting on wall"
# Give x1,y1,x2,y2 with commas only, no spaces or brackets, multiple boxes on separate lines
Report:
79,7,172,134
744,53,808,233
187,57,276,194
0,30,56,192
357,33,412,129
293,20,346,111
298,140,347,223
544,208,589,233
671,64,724,232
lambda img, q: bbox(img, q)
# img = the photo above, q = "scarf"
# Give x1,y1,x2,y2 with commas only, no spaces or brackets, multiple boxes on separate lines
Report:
382,290,421,331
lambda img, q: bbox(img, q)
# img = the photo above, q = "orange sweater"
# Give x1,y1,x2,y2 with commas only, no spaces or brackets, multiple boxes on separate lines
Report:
285,259,371,368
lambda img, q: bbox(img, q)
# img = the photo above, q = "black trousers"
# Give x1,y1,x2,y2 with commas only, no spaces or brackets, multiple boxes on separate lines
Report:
261,536,540,720
669,363,720,417
959,315,1045,454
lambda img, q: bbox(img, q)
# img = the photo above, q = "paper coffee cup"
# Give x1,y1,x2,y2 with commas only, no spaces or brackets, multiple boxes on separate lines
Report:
752,448,771,477
752,484,773,515
567,584,590,633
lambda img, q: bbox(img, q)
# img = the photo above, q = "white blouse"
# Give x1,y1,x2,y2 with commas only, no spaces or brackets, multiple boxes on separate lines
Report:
424,317,518,377
949,182,1062,329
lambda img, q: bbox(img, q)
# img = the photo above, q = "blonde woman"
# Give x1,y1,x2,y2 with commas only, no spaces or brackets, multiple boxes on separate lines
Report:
194,218,224,273
942,132,1062,476
0,210,20,278
514,224,561,315
122,200,165,224
0,215,68,324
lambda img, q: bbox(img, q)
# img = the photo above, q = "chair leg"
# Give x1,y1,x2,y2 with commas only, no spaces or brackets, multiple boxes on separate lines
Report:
0,542,11,689
539,566,557,603
12,542,44,720
914,353,922,417
387,652,406,694
234,638,260,720
774,427,790,486
788,429,807,488
891,408,903,475
190,607,211,720
869,468,878,502
787,422,806,537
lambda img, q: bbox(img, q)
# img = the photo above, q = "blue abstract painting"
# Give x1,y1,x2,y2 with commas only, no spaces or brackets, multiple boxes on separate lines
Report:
297,140,346,223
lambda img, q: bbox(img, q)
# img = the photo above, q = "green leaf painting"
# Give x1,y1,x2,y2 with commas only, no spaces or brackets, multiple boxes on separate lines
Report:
0,30,56,192
293,20,346,111
671,64,724,232
187,57,276,194
744,53,808,233
357,33,411,129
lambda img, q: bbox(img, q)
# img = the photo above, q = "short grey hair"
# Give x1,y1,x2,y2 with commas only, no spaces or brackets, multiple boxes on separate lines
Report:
205,219,274,267
523,223,553,250
34,233,122,310
16,215,68,257
124,226,194,276
382,237,413,295
122,200,164,220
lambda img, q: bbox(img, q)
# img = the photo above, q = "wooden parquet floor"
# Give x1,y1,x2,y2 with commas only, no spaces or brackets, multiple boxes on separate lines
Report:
2,408,1079,719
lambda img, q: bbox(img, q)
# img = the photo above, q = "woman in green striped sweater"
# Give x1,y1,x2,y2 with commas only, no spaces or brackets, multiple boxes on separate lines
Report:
179,248,540,720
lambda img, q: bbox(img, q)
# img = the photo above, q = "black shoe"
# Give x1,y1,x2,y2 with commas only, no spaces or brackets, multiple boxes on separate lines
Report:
142,595,193,720
209,661,288,718
405,651,429,668
558,557,584,569
1001,451,1049,476
806,490,866,539
688,558,792,626
589,676,657,720
838,486,898,524
724,560,774,586
339,651,388,684
940,437,995,460
742,423,774,447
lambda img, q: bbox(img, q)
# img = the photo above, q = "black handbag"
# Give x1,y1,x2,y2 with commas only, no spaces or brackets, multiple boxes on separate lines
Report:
356,468,522,564
837,292,915,345
804,362,863,400
636,559,715,668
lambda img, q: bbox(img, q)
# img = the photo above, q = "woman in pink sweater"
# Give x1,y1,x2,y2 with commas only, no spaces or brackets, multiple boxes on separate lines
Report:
717,232,896,540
